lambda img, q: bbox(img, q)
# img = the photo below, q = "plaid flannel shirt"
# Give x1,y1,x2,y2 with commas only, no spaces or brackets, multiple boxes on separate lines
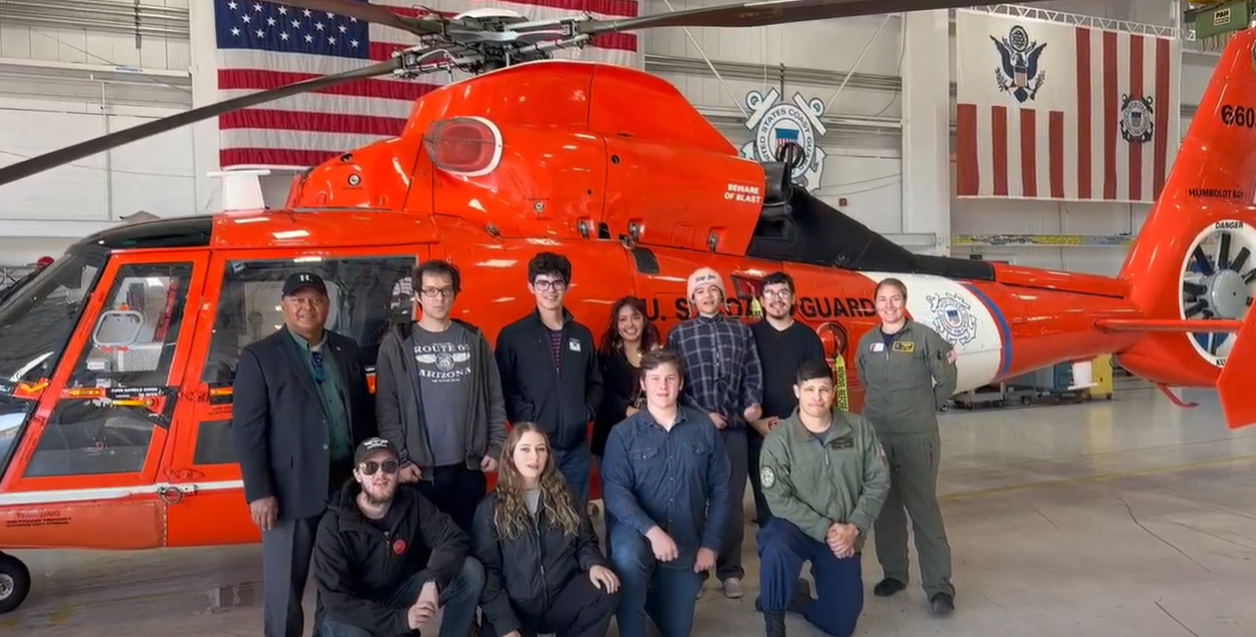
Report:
668,314,763,430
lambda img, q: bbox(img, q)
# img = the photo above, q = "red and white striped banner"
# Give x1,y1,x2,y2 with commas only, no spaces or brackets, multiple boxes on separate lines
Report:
954,10,1182,204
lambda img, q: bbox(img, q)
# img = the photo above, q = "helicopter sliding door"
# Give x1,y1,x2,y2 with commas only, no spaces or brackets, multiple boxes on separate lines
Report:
1,251,208,550
161,247,422,547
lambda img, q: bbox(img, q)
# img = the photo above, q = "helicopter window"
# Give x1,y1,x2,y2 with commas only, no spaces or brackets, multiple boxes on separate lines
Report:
200,256,416,386
69,263,194,389
0,252,102,479
0,253,101,388
22,262,193,478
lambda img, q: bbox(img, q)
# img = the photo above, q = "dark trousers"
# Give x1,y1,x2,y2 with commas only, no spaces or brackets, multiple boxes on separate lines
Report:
263,468,350,637
482,573,619,637
746,432,773,527
318,557,485,637
703,427,747,582
758,519,864,637
418,463,488,534
874,431,954,598
553,440,592,511
263,514,321,637
609,524,704,637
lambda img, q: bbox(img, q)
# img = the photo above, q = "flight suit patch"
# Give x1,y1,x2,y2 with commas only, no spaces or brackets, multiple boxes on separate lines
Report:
760,466,776,488
870,342,885,352
829,436,854,450
892,340,915,353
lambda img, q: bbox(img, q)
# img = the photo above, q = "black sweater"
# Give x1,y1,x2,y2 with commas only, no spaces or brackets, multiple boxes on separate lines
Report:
592,346,641,457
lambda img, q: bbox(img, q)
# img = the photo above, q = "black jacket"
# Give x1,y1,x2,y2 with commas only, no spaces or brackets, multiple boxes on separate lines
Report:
230,326,375,520
494,308,604,450
312,482,470,636
375,319,509,473
472,489,608,636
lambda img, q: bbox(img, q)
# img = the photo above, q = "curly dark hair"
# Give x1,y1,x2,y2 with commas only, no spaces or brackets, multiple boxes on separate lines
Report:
599,295,660,355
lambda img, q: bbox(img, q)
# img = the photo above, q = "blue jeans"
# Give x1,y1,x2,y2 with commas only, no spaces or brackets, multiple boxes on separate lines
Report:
319,556,485,637
554,441,591,510
758,519,864,637
609,524,703,637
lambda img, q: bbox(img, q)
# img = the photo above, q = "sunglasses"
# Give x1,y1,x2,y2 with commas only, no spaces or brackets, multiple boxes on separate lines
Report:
359,459,399,475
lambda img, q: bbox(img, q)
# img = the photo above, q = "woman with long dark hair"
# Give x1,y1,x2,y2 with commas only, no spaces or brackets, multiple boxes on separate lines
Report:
592,296,661,464
472,422,620,637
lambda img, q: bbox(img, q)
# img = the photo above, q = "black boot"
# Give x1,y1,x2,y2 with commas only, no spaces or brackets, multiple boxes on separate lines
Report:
763,610,787,637
873,577,906,597
754,579,812,615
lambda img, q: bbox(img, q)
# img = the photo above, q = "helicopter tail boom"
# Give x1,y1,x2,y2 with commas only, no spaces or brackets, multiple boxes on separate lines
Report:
1105,26,1256,426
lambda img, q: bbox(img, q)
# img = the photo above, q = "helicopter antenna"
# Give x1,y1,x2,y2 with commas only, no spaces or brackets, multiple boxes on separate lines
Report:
209,169,272,212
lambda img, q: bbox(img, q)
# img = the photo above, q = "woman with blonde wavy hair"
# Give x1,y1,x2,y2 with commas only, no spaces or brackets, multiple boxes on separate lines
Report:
471,422,620,637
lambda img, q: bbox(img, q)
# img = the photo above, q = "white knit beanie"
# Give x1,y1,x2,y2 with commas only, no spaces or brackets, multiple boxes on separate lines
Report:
687,267,726,299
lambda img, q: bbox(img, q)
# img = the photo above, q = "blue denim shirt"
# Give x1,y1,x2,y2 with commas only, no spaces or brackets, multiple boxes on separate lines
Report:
600,405,732,566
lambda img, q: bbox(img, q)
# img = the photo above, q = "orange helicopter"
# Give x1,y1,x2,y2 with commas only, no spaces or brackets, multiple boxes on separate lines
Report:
0,0,1252,616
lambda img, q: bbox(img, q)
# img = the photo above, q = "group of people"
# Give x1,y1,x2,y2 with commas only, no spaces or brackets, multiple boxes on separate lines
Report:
230,251,961,637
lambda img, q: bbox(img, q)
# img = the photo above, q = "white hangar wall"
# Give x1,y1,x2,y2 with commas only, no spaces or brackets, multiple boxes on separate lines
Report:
0,0,206,265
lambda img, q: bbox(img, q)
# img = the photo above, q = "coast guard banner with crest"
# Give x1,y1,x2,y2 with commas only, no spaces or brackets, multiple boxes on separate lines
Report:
954,10,1181,204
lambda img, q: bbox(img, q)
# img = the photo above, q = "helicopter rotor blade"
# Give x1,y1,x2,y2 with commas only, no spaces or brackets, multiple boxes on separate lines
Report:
273,0,447,36
578,0,1041,34
0,57,403,188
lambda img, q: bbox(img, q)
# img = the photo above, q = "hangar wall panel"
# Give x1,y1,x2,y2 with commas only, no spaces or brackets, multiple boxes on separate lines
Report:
0,100,196,223
642,1,904,76
0,0,196,258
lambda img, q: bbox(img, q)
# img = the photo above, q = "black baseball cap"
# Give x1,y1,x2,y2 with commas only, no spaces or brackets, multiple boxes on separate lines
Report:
282,272,327,297
354,437,399,465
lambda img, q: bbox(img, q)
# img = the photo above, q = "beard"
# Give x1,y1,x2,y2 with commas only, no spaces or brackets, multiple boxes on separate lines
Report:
361,482,396,506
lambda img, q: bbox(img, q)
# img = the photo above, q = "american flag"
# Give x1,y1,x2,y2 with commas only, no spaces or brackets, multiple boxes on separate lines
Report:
212,0,642,169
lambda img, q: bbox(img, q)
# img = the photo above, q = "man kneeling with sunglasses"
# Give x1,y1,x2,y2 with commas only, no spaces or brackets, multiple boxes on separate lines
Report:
313,437,486,637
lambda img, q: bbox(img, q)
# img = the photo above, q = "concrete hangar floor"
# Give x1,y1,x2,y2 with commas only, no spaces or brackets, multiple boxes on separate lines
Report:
6,381,1256,637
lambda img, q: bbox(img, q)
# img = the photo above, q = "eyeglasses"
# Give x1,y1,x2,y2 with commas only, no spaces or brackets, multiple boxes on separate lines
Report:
359,459,399,475
532,279,566,292
420,287,455,298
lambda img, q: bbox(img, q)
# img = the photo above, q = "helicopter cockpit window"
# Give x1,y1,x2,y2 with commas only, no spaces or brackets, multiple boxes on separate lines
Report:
0,253,101,478
69,264,193,388
201,256,416,385
23,262,193,478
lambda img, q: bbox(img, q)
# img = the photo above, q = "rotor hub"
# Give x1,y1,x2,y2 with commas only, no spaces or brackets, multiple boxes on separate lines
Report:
1209,268,1248,319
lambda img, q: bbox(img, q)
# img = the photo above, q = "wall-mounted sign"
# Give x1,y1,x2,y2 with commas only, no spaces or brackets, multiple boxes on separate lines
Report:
739,88,828,192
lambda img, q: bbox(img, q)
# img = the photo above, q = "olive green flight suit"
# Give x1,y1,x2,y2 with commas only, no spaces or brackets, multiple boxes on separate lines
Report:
855,320,959,599
758,407,892,550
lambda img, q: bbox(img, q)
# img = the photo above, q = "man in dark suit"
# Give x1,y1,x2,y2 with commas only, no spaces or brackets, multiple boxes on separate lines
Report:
231,271,376,637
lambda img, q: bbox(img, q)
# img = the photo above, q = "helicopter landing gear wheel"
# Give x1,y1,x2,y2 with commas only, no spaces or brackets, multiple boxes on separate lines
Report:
0,551,31,615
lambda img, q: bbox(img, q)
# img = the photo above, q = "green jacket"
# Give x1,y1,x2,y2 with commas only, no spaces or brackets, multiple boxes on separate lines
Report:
855,320,958,435
758,407,891,551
